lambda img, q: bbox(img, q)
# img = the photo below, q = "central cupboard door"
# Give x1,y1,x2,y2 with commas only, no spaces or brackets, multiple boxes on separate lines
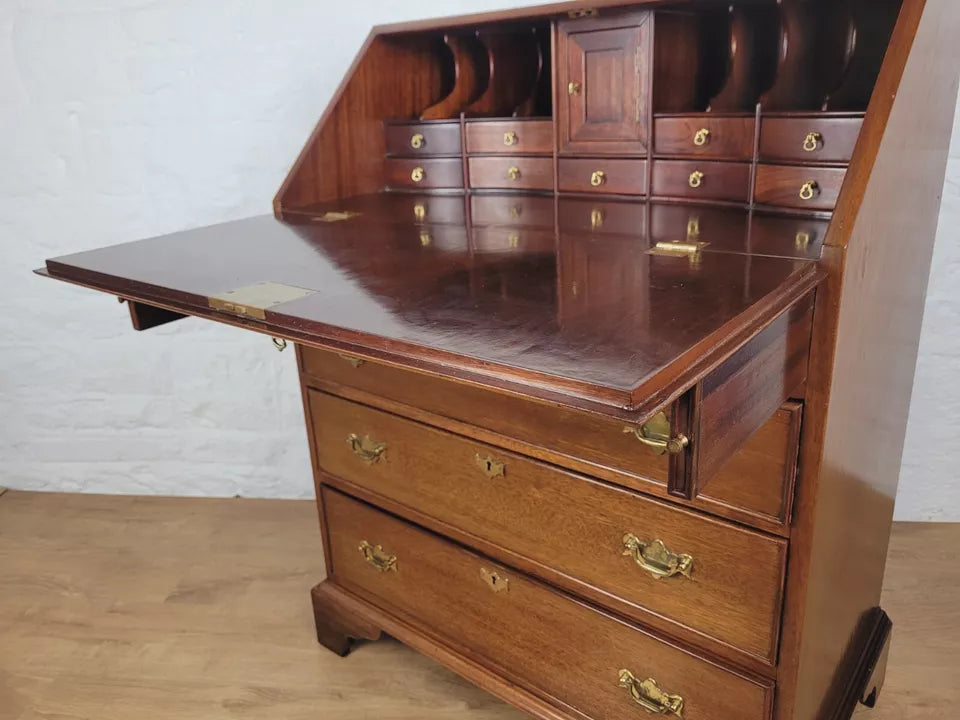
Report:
558,11,651,155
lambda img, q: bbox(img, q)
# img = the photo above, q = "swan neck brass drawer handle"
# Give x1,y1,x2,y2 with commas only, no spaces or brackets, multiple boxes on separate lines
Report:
688,170,704,189
271,337,288,352
803,131,822,152
693,128,710,146
347,434,386,463
622,534,694,580
507,166,521,181
590,170,606,187
410,133,425,149
475,453,506,479
618,669,684,717
411,166,425,183
623,411,689,455
358,541,397,572
503,131,518,146
799,180,820,201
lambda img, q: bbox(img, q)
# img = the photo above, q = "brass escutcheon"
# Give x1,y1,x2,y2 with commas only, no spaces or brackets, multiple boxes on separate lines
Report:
568,81,582,95
796,231,812,250
413,203,426,221
799,181,820,201
411,166,425,183
688,170,705,189
410,133,425,149
693,128,711,146
508,233,520,248
480,567,509,593
803,131,822,152
503,131,518,146
590,170,606,187
419,231,432,247
591,208,605,229
475,453,506,479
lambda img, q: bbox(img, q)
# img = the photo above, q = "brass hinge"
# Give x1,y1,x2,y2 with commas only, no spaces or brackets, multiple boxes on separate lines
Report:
208,281,316,320
650,241,709,266
568,8,598,18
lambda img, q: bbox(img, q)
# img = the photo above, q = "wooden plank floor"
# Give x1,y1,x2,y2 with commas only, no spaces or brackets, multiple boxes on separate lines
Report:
0,491,956,720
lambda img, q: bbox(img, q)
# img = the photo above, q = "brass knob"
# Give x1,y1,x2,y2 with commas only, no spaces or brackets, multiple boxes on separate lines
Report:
803,131,823,153
568,81,582,95
503,131,518,147
507,166,521,181
799,181,820,201
410,133,425,149
413,203,426,221
693,128,711,147
411,166,425,183
688,170,705,189
590,170,606,187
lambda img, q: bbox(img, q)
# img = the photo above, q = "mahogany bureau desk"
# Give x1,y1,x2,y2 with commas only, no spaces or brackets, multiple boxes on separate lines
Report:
38,1,959,719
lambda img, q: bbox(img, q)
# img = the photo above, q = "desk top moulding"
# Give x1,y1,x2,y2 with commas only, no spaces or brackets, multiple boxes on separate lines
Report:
37,2,960,720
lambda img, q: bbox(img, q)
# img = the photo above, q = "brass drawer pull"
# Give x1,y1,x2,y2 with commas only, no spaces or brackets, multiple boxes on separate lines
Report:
590,170,606,187
338,354,365,368
618,669,684,717
271,337,288,352
358,541,397,572
507,166,521,181
803,131,822,152
799,181,820,201
410,133,425,149
480,567,509,593
568,81,582,95
688,170,704,189
693,128,710,146
411,166,425,183
475,453,506,479
347,434,386,463
503,131,518,146
622,534,694,581
622,411,689,456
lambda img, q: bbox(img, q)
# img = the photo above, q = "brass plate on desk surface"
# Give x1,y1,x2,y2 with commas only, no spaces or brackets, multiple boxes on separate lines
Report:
208,281,316,320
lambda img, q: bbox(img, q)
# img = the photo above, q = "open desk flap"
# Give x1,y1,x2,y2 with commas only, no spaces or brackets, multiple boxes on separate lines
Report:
41,210,822,421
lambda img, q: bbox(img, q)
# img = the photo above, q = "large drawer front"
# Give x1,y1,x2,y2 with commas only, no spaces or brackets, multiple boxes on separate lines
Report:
310,390,787,662
301,347,671,489
324,488,774,720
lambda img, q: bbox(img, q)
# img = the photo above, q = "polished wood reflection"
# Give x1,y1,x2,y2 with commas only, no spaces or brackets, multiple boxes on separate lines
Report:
45,193,820,413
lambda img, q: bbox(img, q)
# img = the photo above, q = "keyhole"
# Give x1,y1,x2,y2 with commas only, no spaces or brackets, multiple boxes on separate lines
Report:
485,460,494,473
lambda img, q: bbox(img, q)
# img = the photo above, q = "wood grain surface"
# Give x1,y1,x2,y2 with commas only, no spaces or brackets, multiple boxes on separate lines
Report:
0,490,955,720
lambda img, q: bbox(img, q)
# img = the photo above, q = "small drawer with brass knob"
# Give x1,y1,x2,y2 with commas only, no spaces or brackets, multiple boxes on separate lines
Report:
558,158,648,195
470,194,555,229
465,119,553,154
384,158,464,190
468,156,553,191
472,227,555,255
654,116,756,159
384,120,462,157
651,160,751,202
759,115,863,163
754,164,847,210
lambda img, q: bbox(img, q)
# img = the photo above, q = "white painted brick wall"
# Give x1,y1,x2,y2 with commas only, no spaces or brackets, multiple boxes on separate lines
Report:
1,1,957,518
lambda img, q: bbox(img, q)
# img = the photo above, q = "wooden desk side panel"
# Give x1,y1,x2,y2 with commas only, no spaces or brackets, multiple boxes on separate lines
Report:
274,34,447,211
776,1,960,719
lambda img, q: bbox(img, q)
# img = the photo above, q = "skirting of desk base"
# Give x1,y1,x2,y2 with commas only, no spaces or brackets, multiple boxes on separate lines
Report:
311,580,579,720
